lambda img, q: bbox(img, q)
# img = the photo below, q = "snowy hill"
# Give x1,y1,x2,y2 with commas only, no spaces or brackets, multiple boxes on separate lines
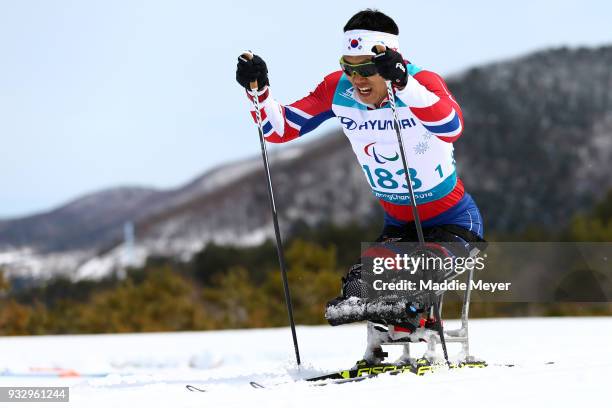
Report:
1,45,612,280
0,317,609,407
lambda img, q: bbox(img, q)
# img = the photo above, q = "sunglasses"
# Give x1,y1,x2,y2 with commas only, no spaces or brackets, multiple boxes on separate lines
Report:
339,57,378,78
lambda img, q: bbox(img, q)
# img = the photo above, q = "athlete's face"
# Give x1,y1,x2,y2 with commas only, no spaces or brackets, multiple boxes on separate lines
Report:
342,55,387,106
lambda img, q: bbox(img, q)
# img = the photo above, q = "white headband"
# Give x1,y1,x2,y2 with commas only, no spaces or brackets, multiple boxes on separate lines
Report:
342,29,400,56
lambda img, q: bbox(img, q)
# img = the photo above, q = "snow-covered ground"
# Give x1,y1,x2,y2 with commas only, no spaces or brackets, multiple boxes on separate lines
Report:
0,317,609,407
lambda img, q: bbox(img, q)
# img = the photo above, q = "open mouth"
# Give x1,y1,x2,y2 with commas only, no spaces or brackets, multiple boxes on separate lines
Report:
357,86,372,97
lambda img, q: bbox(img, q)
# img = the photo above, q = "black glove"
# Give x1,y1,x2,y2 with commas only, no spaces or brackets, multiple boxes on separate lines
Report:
371,46,407,88
236,53,269,91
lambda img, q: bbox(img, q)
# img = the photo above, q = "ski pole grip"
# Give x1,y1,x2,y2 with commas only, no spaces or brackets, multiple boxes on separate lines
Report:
241,51,259,91
374,44,387,54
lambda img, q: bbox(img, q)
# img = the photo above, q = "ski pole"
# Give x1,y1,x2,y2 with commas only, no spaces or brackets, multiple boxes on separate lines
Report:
241,51,301,366
374,45,425,245
374,45,449,365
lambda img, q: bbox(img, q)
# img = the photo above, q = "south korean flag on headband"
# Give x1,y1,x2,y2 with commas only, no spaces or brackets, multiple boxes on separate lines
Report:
343,30,400,56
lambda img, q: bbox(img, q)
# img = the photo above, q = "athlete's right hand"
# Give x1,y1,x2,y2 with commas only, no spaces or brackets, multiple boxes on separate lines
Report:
236,53,269,91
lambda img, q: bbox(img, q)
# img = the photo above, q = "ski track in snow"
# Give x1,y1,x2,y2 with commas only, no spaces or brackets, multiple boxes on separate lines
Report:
0,317,610,407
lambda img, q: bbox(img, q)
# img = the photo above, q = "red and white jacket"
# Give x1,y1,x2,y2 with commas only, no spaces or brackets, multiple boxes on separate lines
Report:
246,64,465,223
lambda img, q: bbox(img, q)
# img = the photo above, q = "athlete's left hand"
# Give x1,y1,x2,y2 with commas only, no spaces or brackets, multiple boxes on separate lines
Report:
371,46,408,88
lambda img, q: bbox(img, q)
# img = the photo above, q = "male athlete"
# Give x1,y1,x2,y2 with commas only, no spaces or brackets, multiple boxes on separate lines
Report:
236,9,484,365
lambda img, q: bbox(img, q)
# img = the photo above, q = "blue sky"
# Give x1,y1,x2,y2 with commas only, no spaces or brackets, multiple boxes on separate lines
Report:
1,0,610,218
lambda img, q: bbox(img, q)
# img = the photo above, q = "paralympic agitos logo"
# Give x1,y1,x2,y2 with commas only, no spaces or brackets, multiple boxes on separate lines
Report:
364,142,399,164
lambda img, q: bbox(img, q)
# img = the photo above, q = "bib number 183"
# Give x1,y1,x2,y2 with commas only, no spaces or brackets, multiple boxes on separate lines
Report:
362,165,422,190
